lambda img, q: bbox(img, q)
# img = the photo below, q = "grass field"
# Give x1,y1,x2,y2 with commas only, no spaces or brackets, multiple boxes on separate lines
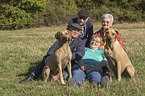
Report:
0,23,145,96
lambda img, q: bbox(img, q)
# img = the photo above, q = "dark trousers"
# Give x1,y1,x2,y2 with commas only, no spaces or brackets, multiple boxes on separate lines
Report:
33,41,57,79
33,58,45,79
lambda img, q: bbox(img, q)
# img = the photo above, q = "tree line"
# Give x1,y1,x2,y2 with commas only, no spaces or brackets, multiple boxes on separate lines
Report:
0,0,144,30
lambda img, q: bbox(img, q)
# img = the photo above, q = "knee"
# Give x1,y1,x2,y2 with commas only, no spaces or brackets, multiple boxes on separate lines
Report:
88,71,102,83
72,68,84,76
72,68,86,85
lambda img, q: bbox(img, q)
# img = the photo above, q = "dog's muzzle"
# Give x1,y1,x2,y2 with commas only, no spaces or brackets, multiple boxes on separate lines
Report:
62,37,70,42
107,37,112,43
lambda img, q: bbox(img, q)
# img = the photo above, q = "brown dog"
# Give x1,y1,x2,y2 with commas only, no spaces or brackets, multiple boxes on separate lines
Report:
42,30,72,84
104,27,135,82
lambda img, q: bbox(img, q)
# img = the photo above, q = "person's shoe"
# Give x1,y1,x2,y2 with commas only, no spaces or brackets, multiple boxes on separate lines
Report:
19,74,34,83
68,78,79,88
100,75,109,86
63,71,69,80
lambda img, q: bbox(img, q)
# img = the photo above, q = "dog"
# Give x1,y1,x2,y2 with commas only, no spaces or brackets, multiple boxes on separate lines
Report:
104,27,135,82
42,30,72,84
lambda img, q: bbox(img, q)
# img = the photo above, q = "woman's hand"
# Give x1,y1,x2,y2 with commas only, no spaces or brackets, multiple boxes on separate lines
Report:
99,46,105,50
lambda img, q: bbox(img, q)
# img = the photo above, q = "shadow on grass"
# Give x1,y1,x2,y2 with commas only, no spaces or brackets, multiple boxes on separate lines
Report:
17,61,42,79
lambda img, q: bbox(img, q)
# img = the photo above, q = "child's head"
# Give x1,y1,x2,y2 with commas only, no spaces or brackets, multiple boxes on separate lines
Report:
90,35,102,49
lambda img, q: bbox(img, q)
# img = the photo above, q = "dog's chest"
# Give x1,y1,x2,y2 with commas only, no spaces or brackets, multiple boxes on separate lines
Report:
55,45,72,60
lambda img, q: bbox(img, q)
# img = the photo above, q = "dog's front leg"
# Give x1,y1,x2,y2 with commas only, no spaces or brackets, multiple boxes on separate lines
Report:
117,61,122,82
58,63,65,84
67,60,72,78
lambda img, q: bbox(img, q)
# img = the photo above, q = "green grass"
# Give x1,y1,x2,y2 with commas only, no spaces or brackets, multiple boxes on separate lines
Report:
0,23,145,96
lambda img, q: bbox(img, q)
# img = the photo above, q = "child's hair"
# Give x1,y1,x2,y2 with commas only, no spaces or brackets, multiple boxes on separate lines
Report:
91,34,102,43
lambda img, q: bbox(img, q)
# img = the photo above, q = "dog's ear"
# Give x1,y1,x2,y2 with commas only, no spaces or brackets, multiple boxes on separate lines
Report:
115,29,121,38
55,32,61,39
67,30,72,37
115,29,119,34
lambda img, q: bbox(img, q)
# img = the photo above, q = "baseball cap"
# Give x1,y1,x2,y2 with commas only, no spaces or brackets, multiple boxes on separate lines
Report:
78,9,89,19
69,23,82,31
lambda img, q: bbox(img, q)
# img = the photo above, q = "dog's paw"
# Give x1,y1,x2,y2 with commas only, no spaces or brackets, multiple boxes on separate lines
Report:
61,84,66,86
118,78,121,82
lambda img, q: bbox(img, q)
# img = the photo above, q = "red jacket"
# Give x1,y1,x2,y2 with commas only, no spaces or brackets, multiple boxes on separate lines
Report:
94,28,124,47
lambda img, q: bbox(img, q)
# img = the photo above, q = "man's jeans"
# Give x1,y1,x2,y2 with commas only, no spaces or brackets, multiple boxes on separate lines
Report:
72,67,102,85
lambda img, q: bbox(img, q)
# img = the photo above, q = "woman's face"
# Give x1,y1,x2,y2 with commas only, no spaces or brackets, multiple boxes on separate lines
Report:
90,37,101,49
102,18,112,29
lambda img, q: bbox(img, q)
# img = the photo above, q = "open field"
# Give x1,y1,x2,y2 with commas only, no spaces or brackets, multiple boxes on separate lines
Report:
0,23,145,96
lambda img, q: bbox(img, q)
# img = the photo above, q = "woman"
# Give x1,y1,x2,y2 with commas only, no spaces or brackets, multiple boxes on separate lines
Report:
94,14,124,50
68,35,109,88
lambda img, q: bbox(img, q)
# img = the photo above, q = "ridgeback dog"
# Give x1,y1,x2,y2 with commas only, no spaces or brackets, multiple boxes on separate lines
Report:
104,27,135,82
42,30,72,84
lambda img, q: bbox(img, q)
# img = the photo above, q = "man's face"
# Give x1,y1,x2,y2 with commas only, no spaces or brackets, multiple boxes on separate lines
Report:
90,37,101,49
71,30,81,38
78,16,89,25
102,18,112,29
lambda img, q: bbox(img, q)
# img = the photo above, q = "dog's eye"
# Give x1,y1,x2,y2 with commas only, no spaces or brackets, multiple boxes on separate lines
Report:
106,32,109,34
112,33,115,35
66,33,68,35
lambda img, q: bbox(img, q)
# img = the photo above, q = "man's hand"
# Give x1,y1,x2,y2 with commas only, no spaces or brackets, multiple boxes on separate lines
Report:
86,65,96,73
99,46,105,50
77,59,87,71
86,61,106,73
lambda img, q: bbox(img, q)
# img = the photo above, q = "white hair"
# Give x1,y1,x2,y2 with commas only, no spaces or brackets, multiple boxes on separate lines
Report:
101,14,114,24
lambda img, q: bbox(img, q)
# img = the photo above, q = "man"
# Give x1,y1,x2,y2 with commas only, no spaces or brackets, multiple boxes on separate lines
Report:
20,23,85,83
67,9,93,47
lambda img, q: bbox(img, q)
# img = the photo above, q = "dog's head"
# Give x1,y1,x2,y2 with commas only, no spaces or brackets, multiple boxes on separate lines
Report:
55,30,72,43
104,27,119,43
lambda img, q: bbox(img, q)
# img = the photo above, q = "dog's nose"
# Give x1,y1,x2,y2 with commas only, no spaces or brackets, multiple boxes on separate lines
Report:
107,37,111,40
107,37,112,42
63,37,68,41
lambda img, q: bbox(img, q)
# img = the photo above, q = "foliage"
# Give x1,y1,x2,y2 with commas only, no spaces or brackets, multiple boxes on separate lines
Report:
44,0,78,26
0,0,45,30
10,0,45,14
75,0,144,23
0,0,144,29
0,4,34,30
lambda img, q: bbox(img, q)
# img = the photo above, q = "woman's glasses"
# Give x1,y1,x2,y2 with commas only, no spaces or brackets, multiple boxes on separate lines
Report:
91,39,101,43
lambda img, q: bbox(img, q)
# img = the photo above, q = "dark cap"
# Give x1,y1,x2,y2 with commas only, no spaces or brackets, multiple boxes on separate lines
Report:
78,9,89,18
69,23,82,31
